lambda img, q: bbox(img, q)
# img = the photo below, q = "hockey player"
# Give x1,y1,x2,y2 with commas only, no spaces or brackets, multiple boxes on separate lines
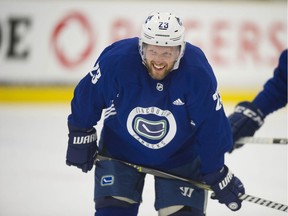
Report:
229,49,287,152
66,12,245,216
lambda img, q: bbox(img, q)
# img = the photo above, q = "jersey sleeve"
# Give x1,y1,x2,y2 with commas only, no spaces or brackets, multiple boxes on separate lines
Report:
68,46,118,129
185,48,232,174
252,49,287,116
194,83,232,174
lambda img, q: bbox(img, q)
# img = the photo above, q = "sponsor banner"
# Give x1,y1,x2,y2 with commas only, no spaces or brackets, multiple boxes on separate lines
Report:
0,1,286,90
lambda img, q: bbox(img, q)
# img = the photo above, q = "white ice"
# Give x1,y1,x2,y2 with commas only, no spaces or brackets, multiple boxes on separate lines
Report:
0,103,287,216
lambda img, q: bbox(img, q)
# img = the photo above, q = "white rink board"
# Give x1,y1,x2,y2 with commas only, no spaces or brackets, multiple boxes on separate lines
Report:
0,1,286,90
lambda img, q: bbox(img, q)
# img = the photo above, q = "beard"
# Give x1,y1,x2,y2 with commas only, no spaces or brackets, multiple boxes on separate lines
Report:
145,60,175,80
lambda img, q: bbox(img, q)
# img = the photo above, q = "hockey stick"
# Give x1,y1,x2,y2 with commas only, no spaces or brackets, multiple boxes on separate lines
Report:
236,137,288,145
95,154,288,213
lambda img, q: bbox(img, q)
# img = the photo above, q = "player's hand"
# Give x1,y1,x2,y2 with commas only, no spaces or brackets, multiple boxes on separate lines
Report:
228,101,265,152
202,165,245,211
66,143,97,173
66,125,98,173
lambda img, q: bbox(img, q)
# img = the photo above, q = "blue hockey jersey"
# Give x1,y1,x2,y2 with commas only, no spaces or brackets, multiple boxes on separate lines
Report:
253,49,287,116
68,37,232,174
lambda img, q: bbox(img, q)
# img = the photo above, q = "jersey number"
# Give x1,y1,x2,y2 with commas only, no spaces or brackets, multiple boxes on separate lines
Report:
159,22,169,30
90,63,101,84
213,89,223,111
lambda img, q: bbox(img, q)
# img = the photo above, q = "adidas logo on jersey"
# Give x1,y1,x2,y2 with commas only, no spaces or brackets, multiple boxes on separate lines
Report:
173,98,185,105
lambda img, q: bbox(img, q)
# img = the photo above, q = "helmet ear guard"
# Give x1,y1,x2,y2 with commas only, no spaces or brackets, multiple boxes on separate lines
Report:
139,11,186,70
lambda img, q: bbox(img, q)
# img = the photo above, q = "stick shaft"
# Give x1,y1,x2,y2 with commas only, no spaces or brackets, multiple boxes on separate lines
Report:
236,137,288,145
239,194,288,212
95,155,288,212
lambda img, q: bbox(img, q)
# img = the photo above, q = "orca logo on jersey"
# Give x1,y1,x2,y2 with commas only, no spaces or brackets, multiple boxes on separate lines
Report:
127,107,176,149
134,118,166,140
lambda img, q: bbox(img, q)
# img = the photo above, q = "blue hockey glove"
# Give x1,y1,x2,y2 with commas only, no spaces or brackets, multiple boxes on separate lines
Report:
228,101,265,152
66,124,98,173
202,165,245,211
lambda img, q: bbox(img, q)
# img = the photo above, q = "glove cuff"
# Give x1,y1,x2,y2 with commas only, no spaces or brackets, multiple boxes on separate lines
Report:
202,165,231,186
66,124,98,172
234,101,265,127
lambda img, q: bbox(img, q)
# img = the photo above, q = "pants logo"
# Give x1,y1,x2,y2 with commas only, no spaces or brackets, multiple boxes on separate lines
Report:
101,175,114,186
180,187,194,197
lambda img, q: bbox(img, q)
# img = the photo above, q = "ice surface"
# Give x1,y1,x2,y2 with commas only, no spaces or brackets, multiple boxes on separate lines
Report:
0,104,287,216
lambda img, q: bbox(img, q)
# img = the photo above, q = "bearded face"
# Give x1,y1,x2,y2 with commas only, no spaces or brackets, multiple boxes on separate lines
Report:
143,44,180,80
